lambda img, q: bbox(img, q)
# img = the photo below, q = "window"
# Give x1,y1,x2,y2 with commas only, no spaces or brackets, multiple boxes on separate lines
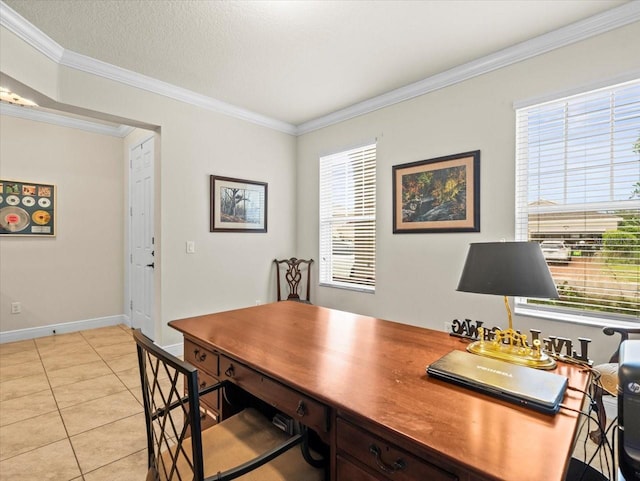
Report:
319,143,376,291
515,79,640,323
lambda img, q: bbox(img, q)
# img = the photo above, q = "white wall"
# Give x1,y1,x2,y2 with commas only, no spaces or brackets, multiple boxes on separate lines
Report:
296,21,640,364
0,114,124,332
1,24,298,346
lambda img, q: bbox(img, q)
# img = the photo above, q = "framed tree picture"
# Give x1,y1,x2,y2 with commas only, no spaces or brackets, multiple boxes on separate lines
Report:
392,151,480,233
210,175,267,233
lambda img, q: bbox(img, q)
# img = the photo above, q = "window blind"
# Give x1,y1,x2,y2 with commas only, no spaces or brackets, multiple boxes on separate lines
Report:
319,143,376,291
515,79,640,321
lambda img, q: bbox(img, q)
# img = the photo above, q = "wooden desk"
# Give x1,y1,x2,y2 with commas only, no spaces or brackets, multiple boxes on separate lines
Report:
169,301,590,481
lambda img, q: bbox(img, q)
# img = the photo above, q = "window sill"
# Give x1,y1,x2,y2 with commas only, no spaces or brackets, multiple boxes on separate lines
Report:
319,282,375,294
514,304,639,329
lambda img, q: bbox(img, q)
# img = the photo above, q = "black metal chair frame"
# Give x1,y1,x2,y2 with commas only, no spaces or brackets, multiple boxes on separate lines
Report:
134,329,318,481
274,258,313,303
590,326,640,446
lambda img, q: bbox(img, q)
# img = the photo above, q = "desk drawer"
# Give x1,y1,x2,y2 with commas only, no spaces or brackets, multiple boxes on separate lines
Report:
337,419,457,481
220,355,329,437
199,404,219,430
184,339,219,377
186,404,219,437
337,455,380,481
197,369,220,412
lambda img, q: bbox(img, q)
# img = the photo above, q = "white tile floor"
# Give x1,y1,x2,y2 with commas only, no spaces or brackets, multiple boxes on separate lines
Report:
0,325,147,481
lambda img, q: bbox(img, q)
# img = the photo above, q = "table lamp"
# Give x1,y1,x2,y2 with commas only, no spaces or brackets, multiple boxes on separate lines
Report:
456,241,560,370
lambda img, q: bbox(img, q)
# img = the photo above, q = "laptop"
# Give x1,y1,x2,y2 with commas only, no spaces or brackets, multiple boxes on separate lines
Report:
426,350,568,414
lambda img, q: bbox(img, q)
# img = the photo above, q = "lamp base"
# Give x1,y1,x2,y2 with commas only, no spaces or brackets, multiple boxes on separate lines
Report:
467,339,557,370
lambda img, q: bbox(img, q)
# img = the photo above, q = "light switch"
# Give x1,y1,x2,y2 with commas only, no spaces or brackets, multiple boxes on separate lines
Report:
186,241,195,254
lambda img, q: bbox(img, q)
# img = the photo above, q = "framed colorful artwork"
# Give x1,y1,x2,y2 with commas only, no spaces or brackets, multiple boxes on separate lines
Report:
393,151,480,233
0,179,56,236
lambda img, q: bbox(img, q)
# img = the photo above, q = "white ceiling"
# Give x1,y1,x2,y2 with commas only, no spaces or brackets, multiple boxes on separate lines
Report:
1,0,635,130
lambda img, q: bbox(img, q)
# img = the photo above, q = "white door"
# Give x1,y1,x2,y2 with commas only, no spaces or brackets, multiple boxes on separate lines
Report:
130,137,155,339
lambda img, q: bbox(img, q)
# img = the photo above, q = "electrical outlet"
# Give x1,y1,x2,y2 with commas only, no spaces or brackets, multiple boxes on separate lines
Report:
443,321,452,333
11,302,21,314
186,241,195,254
255,300,261,306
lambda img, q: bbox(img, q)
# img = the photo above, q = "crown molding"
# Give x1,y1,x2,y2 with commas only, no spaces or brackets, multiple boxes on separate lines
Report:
0,102,134,137
296,2,640,134
0,1,297,135
59,49,298,135
2,0,639,137
0,1,63,62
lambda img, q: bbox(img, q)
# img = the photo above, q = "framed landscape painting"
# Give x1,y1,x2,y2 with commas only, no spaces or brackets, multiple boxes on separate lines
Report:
210,175,267,233
392,151,480,233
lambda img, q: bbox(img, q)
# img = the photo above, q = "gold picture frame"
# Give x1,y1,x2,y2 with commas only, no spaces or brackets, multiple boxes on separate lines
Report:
392,151,480,233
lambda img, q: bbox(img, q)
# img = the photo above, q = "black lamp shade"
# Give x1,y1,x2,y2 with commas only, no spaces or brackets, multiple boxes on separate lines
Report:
457,242,559,299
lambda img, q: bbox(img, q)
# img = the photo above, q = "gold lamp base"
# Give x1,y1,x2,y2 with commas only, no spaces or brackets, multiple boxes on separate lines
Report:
466,296,557,370
467,334,557,370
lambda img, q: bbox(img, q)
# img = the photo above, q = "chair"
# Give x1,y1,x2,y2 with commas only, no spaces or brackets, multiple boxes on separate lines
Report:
274,258,313,304
589,326,640,445
133,329,325,481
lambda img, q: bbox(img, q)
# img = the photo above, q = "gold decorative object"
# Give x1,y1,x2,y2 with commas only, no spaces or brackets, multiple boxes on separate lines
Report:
466,296,556,369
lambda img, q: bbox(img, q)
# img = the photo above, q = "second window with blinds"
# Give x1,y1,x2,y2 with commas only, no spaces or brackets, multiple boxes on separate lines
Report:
319,143,376,292
515,79,640,323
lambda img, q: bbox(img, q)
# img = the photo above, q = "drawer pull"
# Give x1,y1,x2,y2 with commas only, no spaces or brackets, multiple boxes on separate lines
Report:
225,364,235,378
193,348,207,362
295,400,307,417
369,444,406,474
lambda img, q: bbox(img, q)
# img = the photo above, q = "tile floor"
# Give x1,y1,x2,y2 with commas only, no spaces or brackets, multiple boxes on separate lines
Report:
0,324,617,481
572,409,619,480
0,325,148,481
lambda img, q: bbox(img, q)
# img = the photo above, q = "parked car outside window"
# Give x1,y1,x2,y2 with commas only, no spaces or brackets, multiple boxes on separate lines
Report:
540,240,571,263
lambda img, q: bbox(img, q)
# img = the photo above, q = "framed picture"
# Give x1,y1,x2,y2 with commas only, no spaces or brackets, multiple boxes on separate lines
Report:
392,151,480,233
0,179,56,237
210,175,267,233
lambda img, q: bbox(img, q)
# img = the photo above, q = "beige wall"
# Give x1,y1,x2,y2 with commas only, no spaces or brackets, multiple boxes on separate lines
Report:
296,21,640,364
1,25,298,346
0,114,124,331
1,19,637,359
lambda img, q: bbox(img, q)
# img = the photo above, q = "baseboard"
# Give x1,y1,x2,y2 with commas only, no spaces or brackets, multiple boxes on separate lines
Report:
0,314,129,344
1,315,184,358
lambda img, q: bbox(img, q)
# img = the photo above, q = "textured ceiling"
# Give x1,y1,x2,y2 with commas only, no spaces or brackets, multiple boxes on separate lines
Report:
2,0,629,126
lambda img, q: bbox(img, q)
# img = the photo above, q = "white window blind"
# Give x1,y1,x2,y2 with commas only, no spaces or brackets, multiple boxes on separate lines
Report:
515,79,640,322
319,143,376,291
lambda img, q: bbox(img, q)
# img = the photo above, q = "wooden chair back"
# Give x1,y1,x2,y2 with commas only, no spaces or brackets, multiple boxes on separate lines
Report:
274,258,313,303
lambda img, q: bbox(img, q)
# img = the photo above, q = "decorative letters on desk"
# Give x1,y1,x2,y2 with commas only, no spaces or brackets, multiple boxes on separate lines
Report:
450,318,593,365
